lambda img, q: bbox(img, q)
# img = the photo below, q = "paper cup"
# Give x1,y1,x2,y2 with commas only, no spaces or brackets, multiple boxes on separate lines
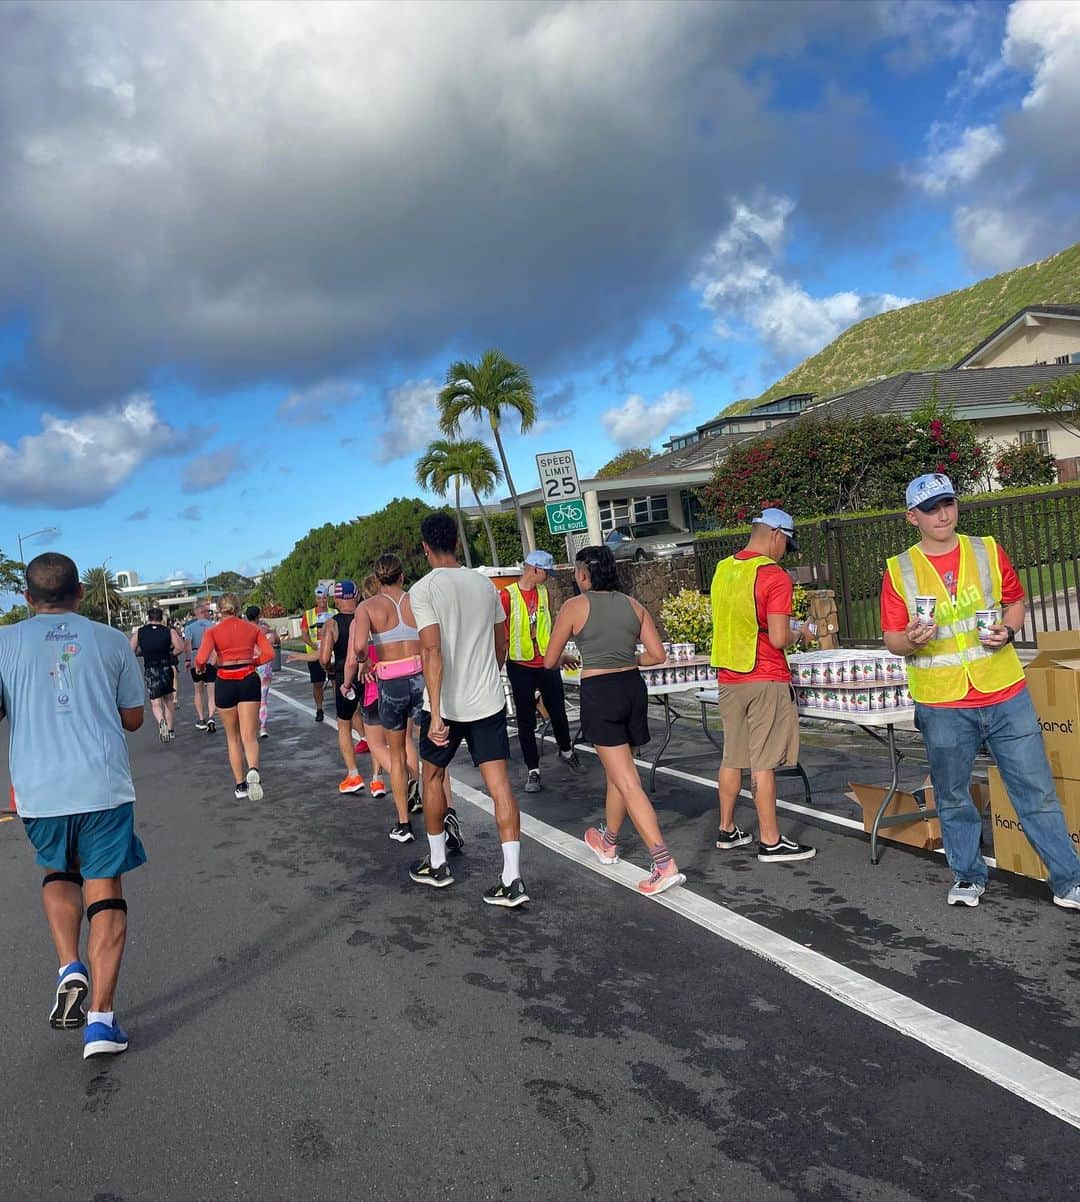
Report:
915,595,937,624
975,609,1001,642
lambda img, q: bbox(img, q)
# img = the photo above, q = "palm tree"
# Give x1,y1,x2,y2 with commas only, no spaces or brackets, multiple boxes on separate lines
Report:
438,350,536,556
455,439,503,566
80,565,122,626
415,439,474,567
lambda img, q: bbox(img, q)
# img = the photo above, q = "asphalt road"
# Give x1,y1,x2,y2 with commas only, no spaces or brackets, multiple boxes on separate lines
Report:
1,666,1078,1202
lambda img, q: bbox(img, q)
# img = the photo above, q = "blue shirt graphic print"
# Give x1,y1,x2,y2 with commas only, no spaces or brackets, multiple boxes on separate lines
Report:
0,613,144,818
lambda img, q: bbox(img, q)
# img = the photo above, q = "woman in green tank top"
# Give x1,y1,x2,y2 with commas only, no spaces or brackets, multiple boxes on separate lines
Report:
545,545,686,897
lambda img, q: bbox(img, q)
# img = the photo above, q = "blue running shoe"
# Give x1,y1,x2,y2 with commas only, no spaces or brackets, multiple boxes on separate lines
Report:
83,1020,129,1059
50,961,89,1030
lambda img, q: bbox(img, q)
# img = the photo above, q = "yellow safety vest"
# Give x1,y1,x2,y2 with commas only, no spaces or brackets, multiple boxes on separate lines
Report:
506,582,551,662
709,554,774,672
303,606,337,654
886,534,1023,703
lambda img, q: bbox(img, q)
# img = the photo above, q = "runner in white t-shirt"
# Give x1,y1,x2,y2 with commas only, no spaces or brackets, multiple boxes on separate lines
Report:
408,511,528,907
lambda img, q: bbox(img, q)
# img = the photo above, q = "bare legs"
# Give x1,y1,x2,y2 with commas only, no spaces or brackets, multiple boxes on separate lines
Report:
594,744,681,881
259,668,272,733
387,728,412,823
718,765,779,845
42,875,126,1012
337,720,359,778
219,702,261,786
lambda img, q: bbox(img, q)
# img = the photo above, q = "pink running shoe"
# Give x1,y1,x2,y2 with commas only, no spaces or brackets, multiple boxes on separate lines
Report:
637,863,686,896
583,826,619,865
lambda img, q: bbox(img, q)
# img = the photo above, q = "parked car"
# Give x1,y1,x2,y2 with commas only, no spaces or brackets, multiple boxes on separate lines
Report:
604,522,696,562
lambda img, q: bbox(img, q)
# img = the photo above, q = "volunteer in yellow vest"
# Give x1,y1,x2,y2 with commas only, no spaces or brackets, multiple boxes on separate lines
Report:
500,550,584,792
287,584,337,723
710,507,816,864
882,473,1080,910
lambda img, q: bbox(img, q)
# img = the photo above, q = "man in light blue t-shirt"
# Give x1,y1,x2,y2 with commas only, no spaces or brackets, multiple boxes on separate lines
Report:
183,600,217,732
0,553,146,1061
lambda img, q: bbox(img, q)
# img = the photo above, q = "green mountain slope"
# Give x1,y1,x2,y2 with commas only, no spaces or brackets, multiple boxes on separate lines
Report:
742,240,1080,412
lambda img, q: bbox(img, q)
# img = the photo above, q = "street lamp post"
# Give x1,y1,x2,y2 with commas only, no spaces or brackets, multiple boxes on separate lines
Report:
102,557,113,628
203,561,212,603
16,527,60,584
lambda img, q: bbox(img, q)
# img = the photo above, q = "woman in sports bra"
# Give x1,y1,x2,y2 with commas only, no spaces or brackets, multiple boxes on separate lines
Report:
544,545,685,897
195,593,275,801
344,555,426,844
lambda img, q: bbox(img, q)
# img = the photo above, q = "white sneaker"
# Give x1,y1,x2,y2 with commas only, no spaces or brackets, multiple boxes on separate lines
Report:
947,880,986,907
1053,884,1080,911
246,768,264,802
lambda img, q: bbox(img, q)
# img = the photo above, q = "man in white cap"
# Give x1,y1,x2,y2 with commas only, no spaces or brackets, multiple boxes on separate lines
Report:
296,584,336,722
709,507,816,863
500,550,584,792
881,473,1080,909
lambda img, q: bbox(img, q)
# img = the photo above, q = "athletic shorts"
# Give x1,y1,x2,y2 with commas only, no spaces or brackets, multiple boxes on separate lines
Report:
580,670,650,748
378,672,425,732
191,663,217,684
418,707,510,769
717,681,799,772
144,660,175,700
334,685,360,723
362,698,382,727
307,661,327,685
23,803,147,880
214,672,262,709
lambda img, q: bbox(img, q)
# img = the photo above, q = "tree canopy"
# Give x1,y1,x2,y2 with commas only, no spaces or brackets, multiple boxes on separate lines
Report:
596,448,653,479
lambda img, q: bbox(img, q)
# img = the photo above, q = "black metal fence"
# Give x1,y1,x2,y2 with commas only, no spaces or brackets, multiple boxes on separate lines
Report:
696,486,1080,647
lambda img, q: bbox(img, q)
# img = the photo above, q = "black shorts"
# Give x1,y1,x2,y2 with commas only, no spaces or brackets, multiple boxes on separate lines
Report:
362,697,382,727
334,685,360,723
580,671,650,748
144,661,175,701
214,672,262,709
308,661,327,685
191,664,217,684
418,707,510,769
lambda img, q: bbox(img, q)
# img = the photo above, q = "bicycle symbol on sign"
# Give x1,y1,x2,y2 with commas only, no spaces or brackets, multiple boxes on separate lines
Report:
551,502,583,523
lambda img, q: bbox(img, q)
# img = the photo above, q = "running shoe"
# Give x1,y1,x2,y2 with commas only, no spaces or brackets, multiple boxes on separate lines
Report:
482,878,530,907
50,961,89,1030
525,769,542,793
234,783,248,800
947,880,986,907
637,863,686,896
315,709,324,723
369,777,387,798
407,778,422,814
757,836,816,864
444,807,465,855
409,857,454,888
246,768,264,802
158,717,169,744
584,826,619,865
206,717,216,734
168,729,176,740
195,720,209,731
389,821,415,843
83,1019,128,1059
715,825,754,850
558,749,586,775
338,774,365,795
258,728,269,740
1054,885,1080,911
353,738,369,754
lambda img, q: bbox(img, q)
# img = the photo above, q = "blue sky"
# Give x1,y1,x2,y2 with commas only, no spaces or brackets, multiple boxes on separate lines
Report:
1,0,1078,594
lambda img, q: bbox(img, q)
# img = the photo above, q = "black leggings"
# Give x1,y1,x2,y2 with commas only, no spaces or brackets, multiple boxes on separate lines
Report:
507,660,572,770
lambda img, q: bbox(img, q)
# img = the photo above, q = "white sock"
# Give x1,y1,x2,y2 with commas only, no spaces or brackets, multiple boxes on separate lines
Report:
60,960,81,976
88,1010,114,1027
428,832,447,869
502,840,521,886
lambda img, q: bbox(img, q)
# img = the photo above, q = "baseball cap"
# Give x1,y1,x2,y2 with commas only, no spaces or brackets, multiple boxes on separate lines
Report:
333,579,358,600
524,550,557,573
751,507,798,552
905,473,957,512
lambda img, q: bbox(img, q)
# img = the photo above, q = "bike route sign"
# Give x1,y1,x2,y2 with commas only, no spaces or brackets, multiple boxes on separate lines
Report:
536,450,588,535
544,497,588,535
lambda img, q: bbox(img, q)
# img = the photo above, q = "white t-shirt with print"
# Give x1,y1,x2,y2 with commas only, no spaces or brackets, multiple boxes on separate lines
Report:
409,567,504,722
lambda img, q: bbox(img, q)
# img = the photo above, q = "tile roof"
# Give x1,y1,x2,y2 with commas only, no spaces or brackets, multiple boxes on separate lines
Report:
616,431,757,479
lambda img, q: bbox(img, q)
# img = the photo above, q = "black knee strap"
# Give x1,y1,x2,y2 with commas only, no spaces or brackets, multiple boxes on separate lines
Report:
43,871,83,888
86,898,128,922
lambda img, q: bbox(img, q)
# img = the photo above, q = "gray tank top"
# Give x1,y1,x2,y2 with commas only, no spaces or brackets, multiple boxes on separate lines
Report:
576,592,641,669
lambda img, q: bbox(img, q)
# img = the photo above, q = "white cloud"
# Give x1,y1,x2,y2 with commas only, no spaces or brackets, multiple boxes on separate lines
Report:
601,390,694,449
181,446,240,493
1004,0,1080,110
693,193,916,361
953,205,1034,272
374,378,486,464
0,394,208,509
908,123,1004,196
278,379,361,426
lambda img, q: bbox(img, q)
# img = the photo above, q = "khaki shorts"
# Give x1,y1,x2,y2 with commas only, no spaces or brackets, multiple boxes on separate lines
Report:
717,681,799,772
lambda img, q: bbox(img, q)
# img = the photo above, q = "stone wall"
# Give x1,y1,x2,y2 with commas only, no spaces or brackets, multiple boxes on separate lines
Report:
544,553,700,638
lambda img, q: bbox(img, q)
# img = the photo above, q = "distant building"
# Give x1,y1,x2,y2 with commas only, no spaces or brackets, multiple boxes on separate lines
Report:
954,305,1080,370
115,577,223,627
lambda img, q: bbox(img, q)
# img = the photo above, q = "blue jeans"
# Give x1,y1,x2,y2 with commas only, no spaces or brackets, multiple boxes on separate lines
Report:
915,690,1080,897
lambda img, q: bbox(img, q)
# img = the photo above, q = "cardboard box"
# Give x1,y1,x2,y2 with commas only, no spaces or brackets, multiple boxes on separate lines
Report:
849,782,942,851
989,766,1080,882
1025,631,1080,781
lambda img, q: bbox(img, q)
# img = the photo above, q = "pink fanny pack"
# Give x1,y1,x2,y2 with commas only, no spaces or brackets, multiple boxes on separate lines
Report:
376,655,423,681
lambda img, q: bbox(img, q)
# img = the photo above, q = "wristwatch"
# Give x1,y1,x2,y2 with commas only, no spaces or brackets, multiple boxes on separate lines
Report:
1003,624,1016,644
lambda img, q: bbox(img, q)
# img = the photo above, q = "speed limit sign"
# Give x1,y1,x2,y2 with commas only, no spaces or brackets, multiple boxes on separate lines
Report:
535,449,581,503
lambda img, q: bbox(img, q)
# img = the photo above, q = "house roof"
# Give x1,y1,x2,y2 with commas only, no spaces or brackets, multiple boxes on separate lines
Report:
800,362,1080,424
953,304,1080,368
617,431,757,480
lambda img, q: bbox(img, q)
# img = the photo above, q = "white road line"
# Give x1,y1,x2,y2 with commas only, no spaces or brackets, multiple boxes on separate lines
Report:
269,687,1057,1121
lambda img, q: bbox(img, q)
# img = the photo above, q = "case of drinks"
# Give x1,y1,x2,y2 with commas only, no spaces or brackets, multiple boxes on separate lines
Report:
643,644,715,689
789,649,913,714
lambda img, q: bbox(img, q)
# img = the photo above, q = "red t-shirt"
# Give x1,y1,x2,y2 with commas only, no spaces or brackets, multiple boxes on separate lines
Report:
196,617,275,680
880,542,1025,708
716,552,794,685
500,587,545,668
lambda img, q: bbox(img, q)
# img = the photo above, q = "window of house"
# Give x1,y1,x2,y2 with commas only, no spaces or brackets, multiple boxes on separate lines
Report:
599,494,669,533
1054,354,1074,365
1019,428,1051,456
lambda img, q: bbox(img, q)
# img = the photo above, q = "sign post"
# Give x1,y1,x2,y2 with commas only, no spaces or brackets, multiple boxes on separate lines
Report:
536,450,588,553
